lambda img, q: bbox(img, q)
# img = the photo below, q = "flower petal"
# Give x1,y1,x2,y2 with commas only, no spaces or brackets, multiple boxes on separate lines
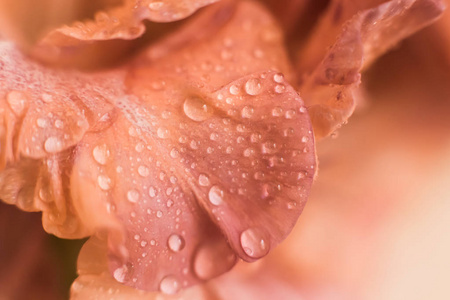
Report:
29,0,218,68
1,0,316,293
297,0,445,138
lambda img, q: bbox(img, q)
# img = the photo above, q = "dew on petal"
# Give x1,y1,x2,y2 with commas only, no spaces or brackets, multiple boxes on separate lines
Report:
159,275,180,295
167,234,185,252
98,175,112,191
93,144,110,165
44,137,63,153
240,227,269,258
244,78,262,95
198,174,210,187
6,90,27,116
183,96,212,122
127,189,140,203
208,185,224,206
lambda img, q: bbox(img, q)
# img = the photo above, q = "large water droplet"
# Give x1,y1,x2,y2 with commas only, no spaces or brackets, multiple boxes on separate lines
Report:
229,84,240,95
93,144,110,165
244,78,262,95
113,264,130,283
127,189,140,203
183,96,212,122
208,185,224,205
44,137,63,153
159,275,180,295
240,228,269,258
167,234,185,252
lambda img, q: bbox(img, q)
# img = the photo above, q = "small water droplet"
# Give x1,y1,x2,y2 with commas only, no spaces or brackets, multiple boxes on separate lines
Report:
159,275,180,295
98,175,112,190
208,185,224,205
198,174,210,186
167,234,185,252
183,96,212,122
127,189,140,203
285,109,295,119
93,144,110,165
41,93,53,103
149,186,157,197
271,107,283,117
244,78,262,95
240,228,269,258
262,141,278,154
44,137,63,153
54,119,64,129
229,84,240,95
273,73,284,83
274,84,285,93
36,118,48,128
170,148,179,158
157,127,170,139
138,165,149,177
241,106,255,119
135,142,145,153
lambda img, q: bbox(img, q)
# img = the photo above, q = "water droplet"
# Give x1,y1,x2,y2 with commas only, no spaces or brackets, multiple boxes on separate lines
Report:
262,141,278,154
285,109,295,119
271,107,283,117
170,148,179,158
6,91,27,116
301,136,309,143
93,144,110,165
273,73,284,83
183,96,212,122
127,189,140,203
244,78,262,95
98,175,112,190
54,119,64,129
36,118,48,128
113,264,129,283
240,228,269,258
135,142,145,153
156,211,163,218
44,137,63,153
159,275,180,295
157,127,170,139
241,106,255,119
138,165,149,177
198,174,210,187
208,185,224,205
149,186,157,197
229,85,239,95
274,84,285,93
140,240,148,247
167,234,185,252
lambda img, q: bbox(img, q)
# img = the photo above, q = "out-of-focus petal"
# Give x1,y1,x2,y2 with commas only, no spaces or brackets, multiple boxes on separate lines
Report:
0,0,316,293
297,0,445,138
29,0,218,68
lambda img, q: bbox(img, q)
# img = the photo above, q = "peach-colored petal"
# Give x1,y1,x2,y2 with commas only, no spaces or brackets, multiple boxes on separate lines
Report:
297,0,445,138
1,0,316,294
28,0,218,68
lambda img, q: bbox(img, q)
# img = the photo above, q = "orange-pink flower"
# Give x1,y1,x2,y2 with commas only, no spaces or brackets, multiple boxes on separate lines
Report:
0,0,449,299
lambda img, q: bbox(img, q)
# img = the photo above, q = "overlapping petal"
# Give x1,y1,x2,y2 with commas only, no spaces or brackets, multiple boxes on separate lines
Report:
0,0,316,294
297,0,445,138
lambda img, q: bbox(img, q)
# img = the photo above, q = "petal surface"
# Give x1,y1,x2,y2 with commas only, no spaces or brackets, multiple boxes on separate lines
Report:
297,0,445,138
0,0,316,293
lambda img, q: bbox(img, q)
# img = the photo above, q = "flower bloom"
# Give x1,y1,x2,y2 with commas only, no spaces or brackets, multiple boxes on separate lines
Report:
0,0,449,299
